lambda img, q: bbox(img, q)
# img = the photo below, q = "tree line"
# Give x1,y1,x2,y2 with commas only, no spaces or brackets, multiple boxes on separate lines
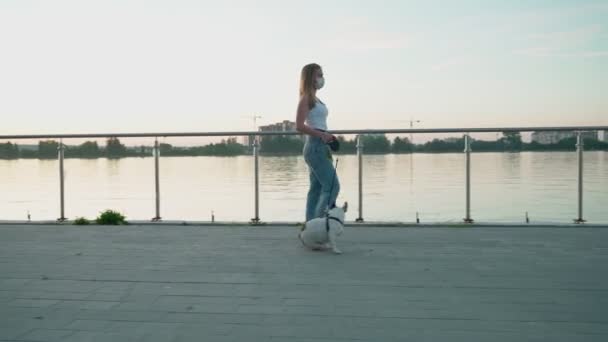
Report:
259,132,608,154
1,133,606,159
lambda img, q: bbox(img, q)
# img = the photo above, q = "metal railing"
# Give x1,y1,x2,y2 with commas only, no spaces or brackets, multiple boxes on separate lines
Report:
2,125,607,224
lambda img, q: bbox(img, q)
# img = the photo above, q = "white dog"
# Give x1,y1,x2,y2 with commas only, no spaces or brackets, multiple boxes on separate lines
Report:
299,202,347,254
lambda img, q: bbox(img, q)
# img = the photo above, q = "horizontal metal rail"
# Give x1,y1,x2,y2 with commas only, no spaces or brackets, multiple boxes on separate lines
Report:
1,126,607,140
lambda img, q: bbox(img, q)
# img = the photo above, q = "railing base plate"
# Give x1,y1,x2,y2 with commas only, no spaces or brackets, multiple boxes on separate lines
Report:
249,218,264,225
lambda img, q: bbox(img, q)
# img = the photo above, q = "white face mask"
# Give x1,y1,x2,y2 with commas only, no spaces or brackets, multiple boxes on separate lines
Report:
315,77,325,90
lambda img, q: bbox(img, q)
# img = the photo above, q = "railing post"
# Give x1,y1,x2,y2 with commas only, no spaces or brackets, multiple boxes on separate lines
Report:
356,134,364,223
574,132,585,224
250,136,261,224
57,140,66,222
463,134,474,223
152,138,161,221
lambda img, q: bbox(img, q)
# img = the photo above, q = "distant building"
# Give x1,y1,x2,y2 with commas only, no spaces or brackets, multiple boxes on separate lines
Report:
244,120,301,147
531,131,598,144
444,137,465,144
582,131,599,141
531,131,572,144
241,135,254,147
258,120,297,133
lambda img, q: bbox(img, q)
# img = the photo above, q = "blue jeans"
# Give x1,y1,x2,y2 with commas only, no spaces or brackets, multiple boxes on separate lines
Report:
303,135,340,221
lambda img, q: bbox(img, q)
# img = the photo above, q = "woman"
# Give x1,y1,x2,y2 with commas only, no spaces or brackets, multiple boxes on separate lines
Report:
296,63,340,222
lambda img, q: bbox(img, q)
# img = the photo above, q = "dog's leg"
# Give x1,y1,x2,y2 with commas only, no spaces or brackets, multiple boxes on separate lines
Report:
328,228,342,254
299,232,327,251
310,243,327,251
305,241,327,251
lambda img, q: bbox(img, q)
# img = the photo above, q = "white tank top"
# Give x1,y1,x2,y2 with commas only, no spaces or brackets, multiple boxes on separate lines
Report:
305,100,328,131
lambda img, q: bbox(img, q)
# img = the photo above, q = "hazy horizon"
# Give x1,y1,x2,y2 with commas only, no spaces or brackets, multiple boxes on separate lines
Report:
1,0,607,145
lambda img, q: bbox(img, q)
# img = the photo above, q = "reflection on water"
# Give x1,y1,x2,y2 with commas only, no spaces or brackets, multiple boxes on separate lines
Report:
1,152,606,223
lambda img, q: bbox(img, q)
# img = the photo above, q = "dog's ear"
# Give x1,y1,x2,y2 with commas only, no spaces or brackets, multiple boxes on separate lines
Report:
342,201,348,213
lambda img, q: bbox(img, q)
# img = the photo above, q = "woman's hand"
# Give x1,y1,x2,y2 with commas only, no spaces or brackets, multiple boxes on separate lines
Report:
320,132,336,143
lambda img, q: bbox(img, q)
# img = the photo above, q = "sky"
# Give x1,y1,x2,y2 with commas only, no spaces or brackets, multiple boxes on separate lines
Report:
1,0,607,144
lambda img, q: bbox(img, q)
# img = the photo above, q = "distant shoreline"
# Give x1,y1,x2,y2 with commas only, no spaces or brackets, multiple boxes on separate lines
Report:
2,135,607,160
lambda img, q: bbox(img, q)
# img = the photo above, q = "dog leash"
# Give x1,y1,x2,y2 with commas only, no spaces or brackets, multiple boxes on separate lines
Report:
326,158,339,210
325,158,339,232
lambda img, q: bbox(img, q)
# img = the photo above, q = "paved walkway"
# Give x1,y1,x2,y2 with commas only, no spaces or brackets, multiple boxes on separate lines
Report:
1,224,607,342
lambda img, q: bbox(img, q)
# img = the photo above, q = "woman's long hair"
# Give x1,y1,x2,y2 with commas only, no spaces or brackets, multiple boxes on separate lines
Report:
299,63,321,110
